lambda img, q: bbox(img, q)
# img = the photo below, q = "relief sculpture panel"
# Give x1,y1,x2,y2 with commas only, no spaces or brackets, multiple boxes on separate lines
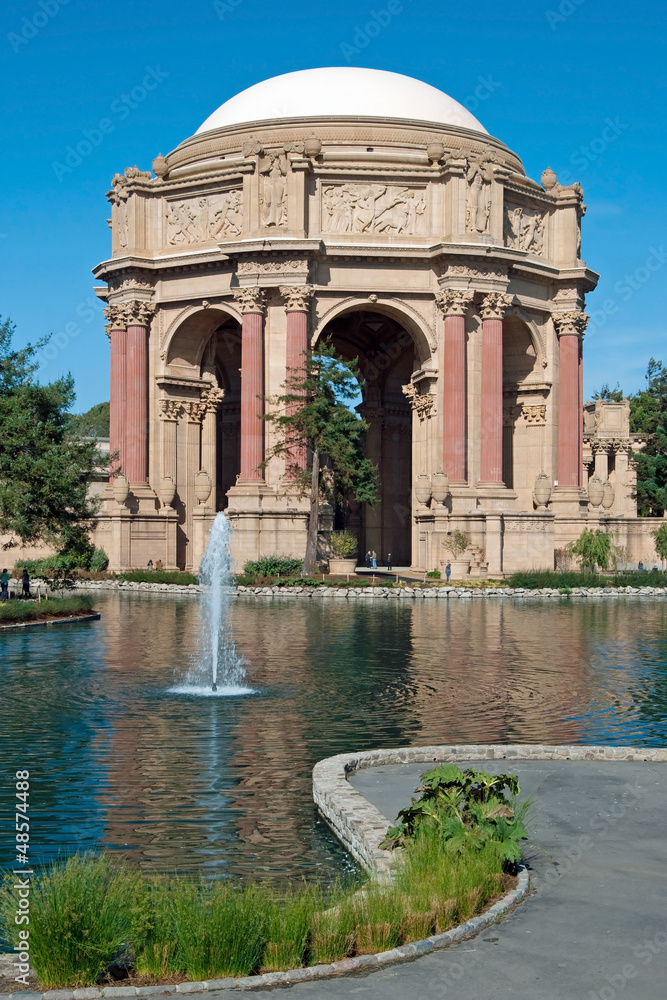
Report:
166,190,243,245
504,202,545,255
322,183,426,235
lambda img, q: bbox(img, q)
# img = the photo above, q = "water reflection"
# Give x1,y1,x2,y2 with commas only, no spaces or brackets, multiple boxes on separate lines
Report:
1,593,666,878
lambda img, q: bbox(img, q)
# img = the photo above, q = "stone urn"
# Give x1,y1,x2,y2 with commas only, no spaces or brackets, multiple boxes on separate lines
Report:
329,558,358,575
112,473,129,505
159,475,176,509
414,474,432,506
304,135,322,158
194,469,212,505
426,141,445,163
601,480,615,510
431,472,450,506
533,472,552,509
588,473,604,508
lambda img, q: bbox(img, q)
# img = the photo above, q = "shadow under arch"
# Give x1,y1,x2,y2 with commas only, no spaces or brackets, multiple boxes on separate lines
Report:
313,297,435,369
316,306,417,568
502,312,546,490
164,304,242,369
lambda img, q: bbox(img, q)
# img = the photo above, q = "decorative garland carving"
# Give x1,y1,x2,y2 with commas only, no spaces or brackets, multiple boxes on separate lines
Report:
237,259,309,275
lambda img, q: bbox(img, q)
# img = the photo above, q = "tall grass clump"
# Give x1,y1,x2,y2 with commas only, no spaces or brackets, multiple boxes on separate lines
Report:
0,595,94,624
0,856,136,989
260,883,321,972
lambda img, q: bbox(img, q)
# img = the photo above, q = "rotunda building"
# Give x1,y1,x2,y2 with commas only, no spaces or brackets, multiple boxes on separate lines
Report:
93,67,603,573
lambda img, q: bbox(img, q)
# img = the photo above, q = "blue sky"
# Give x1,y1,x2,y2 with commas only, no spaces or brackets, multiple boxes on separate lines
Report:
1,0,665,412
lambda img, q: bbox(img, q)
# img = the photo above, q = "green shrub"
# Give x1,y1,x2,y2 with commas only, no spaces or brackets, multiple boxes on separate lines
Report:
243,555,302,578
508,569,667,589
426,570,441,579
90,548,109,572
0,596,94,625
117,570,198,585
330,530,358,558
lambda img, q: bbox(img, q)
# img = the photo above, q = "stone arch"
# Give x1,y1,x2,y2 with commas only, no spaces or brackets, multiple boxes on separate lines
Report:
504,307,546,373
313,296,435,368
163,303,242,370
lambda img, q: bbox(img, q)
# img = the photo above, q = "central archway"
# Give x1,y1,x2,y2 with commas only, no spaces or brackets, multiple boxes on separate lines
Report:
318,309,415,567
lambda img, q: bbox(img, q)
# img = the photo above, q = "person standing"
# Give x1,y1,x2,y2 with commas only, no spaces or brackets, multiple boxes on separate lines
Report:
371,550,377,569
22,568,31,599
0,568,8,602
445,560,451,583
147,559,154,572
155,559,163,571
387,552,393,571
365,550,372,569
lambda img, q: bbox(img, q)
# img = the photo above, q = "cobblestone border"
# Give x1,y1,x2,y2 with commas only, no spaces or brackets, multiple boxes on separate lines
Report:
71,580,667,600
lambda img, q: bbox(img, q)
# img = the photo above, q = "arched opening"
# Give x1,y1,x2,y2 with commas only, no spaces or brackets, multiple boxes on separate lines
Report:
502,315,541,495
209,318,242,507
319,310,415,567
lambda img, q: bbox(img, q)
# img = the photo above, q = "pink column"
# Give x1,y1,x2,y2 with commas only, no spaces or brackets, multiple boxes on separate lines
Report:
236,288,266,482
555,311,588,488
282,285,313,475
124,301,154,485
105,304,127,479
479,293,512,484
439,290,474,483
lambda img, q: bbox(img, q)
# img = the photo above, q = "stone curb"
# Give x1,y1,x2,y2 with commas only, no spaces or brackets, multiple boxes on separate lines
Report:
70,581,667,600
0,869,529,997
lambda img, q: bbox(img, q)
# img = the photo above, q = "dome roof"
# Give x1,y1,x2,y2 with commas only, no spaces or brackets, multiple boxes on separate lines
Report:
195,67,488,135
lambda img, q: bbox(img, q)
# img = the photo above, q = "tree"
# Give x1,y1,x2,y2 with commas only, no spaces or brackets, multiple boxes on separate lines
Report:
628,359,667,516
570,528,614,573
70,401,110,438
263,343,378,575
592,382,624,402
0,316,105,554
652,523,667,565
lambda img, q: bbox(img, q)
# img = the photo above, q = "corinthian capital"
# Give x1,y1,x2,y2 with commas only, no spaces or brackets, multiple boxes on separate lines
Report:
479,292,513,320
184,400,208,424
553,310,589,338
125,300,155,326
103,303,127,337
436,289,475,317
200,384,225,411
233,286,266,314
158,397,183,421
280,284,314,312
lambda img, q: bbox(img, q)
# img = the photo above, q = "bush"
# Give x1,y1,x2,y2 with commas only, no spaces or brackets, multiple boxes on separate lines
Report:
90,548,109,572
507,569,667,589
330,530,358,558
243,555,302,578
426,570,441,579
117,570,198,585
0,596,94,625
444,529,469,558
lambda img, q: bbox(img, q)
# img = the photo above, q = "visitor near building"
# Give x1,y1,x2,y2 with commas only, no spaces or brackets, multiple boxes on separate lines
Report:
155,559,163,571
365,550,372,569
0,568,8,602
371,551,377,569
22,568,31,599
147,559,154,572
387,552,393,571
445,561,451,583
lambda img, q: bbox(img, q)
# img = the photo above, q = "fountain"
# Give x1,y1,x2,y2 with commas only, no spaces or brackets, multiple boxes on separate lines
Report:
170,512,255,697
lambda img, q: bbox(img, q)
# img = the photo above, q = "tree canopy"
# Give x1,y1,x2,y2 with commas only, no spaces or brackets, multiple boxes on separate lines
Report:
263,343,378,574
70,401,110,438
0,316,105,553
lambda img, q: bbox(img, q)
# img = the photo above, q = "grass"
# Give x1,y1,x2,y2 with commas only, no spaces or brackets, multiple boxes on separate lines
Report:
0,595,94,625
117,570,199,585
0,839,509,988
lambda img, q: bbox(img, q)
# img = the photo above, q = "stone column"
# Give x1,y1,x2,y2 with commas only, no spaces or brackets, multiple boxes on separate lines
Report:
593,441,609,482
124,301,154,485
201,385,225,511
281,284,313,475
554,311,588,488
104,304,128,478
158,398,181,487
479,293,512,484
437,290,475,483
234,287,266,482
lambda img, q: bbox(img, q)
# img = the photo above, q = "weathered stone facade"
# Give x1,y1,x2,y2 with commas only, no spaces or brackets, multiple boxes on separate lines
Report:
90,68,652,573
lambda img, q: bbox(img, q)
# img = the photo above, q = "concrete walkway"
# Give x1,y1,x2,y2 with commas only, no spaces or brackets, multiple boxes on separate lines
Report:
225,758,667,999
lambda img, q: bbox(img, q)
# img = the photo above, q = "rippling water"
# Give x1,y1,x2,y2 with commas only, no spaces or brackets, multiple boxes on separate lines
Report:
1,592,666,878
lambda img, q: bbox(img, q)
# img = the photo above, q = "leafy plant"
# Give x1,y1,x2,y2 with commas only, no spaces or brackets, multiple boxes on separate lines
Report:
89,548,109,572
426,570,441,579
117,570,198,585
330,530,358,558
243,555,302,578
380,764,526,867
652,523,667,563
444,530,469,559
570,528,615,573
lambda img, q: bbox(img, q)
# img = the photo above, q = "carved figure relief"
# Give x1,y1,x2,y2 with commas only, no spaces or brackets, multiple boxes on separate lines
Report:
259,151,288,227
322,184,426,236
166,190,243,245
504,203,545,255
466,159,493,234
108,168,151,249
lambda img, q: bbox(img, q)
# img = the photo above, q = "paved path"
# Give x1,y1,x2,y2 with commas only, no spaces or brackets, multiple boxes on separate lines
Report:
217,759,667,999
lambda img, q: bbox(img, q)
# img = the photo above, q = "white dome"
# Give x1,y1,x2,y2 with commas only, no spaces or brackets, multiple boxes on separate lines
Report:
195,67,488,135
